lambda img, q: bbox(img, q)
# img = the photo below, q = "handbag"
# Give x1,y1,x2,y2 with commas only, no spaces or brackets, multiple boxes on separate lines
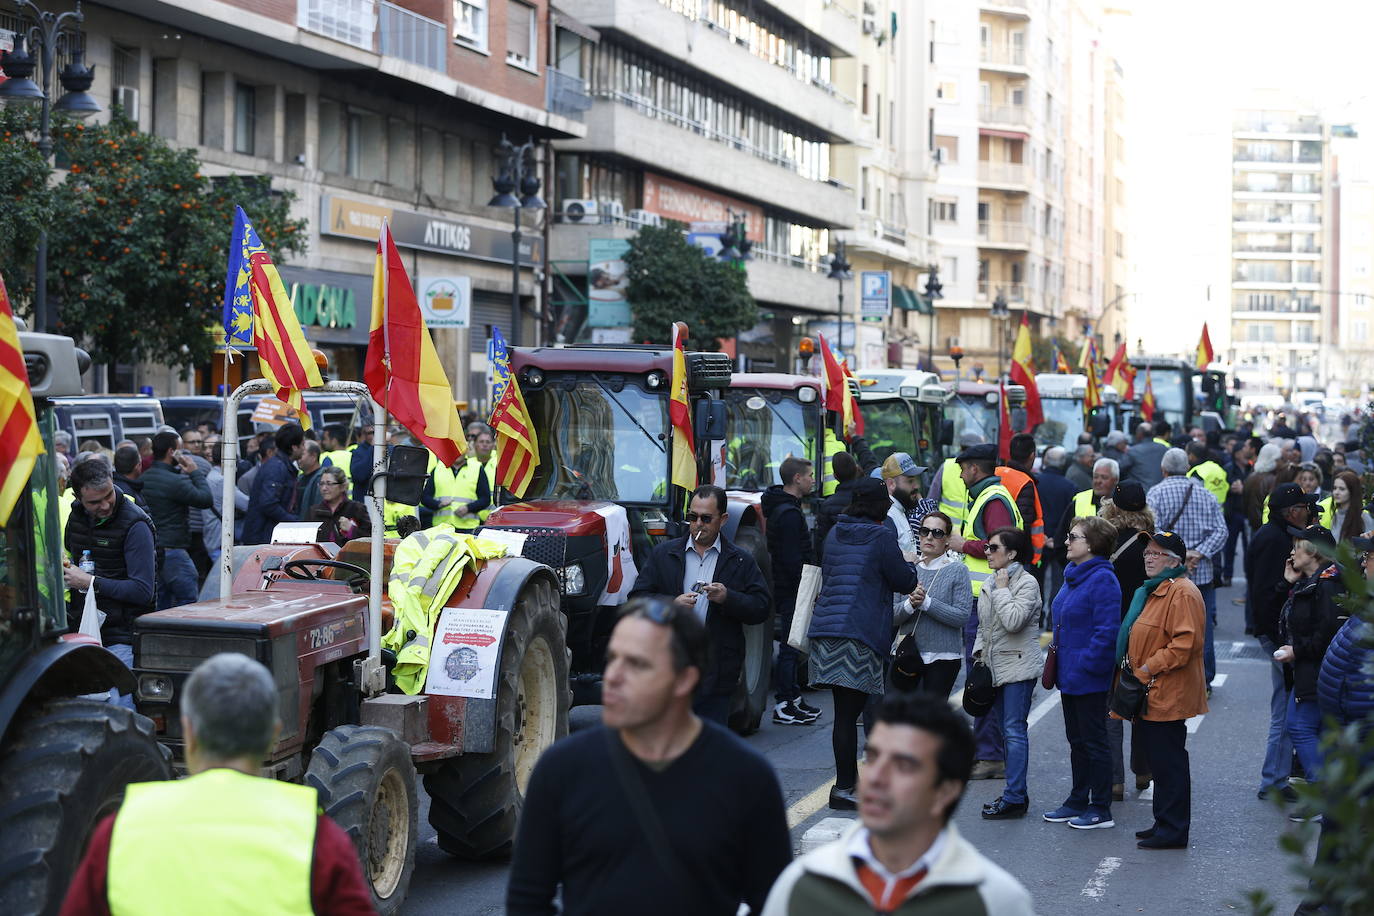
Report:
1040,643,1057,690
1108,656,1153,720
892,624,925,678
786,564,822,653
962,660,995,717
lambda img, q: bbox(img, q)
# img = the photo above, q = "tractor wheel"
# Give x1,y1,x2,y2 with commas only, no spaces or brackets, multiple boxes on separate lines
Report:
729,527,774,736
425,573,569,859
0,699,171,916
305,725,417,915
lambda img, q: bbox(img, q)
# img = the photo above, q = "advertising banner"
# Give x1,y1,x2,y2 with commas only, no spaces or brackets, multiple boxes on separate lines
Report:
587,238,633,328
416,276,472,328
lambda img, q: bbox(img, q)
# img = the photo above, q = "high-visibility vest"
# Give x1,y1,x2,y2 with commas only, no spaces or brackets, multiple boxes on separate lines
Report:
997,465,1044,565
1262,492,1334,528
1071,488,1098,519
433,459,488,530
938,458,969,527
961,479,1023,597
821,429,846,496
382,527,508,693
1187,460,1228,505
1153,437,1171,447
321,448,352,483
107,769,317,916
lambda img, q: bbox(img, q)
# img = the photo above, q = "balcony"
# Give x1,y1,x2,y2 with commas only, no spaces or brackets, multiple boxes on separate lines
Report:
978,161,1028,188
981,0,1030,18
379,1,443,70
977,281,1026,301
979,43,1028,72
547,69,593,121
1233,113,1322,136
979,105,1030,129
299,0,377,51
978,220,1030,248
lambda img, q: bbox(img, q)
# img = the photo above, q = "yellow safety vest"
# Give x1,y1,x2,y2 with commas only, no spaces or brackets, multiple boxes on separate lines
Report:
1187,460,1229,505
434,459,489,530
1153,437,1171,447
1071,489,1098,519
821,429,845,496
382,527,509,693
1262,493,1334,528
321,448,352,483
938,459,969,527
107,769,316,916
962,479,1023,597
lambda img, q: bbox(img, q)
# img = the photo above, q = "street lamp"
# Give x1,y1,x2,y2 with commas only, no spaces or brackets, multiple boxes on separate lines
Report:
487,135,544,346
0,0,100,334
923,267,943,371
990,290,1010,381
827,240,852,357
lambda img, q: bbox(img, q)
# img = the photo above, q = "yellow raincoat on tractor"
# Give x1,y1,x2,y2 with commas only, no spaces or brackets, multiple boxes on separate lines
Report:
382,526,509,693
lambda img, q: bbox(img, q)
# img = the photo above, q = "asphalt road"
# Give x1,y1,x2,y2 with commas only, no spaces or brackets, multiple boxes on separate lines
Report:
402,577,1314,915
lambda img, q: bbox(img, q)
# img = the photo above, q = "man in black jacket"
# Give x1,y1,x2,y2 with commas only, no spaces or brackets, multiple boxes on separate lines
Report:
112,444,149,512
813,451,860,560
1245,482,1317,800
629,485,771,726
762,456,819,725
141,430,212,609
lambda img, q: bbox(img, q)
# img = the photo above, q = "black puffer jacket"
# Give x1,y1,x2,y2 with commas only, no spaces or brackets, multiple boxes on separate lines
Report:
1280,563,1347,701
761,485,812,617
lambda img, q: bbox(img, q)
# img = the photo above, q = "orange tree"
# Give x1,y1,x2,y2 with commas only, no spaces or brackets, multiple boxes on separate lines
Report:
0,109,306,374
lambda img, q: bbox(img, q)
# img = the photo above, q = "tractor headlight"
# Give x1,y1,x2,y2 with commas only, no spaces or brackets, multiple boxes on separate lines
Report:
137,674,175,702
561,563,586,596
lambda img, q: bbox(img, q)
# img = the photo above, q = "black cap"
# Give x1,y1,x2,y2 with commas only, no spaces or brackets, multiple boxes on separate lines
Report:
1270,482,1319,512
852,476,887,499
1286,525,1336,549
956,443,998,463
1112,481,1147,512
1150,531,1187,558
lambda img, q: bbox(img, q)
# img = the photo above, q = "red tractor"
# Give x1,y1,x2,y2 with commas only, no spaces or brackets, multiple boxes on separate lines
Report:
130,378,568,914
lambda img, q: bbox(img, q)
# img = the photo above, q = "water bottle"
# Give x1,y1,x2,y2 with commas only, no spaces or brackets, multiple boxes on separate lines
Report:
79,550,95,592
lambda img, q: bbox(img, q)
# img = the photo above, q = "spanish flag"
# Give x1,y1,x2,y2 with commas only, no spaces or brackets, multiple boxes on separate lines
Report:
1102,342,1137,400
1083,339,1103,417
365,223,466,467
1141,368,1156,422
1009,312,1043,428
1196,323,1215,371
819,334,862,438
488,327,538,497
0,272,44,527
669,322,696,492
1053,343,1071,375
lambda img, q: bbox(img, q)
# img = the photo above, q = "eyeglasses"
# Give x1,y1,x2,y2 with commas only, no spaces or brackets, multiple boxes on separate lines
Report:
1064,533,1087,543
1142,550,1175,560
917,526,949,539
985,543,1004,554
320,480,344,487
183,438,204,446
685,512,717,523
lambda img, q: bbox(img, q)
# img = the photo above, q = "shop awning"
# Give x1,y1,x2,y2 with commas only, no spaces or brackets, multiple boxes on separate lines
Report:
894,286,933,314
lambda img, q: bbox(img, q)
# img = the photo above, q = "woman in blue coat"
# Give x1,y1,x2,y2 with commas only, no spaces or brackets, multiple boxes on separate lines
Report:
1044,515,1123,830
808,477,920,810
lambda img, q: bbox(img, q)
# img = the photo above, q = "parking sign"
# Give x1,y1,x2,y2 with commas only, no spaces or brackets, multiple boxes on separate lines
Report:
860,271,891,321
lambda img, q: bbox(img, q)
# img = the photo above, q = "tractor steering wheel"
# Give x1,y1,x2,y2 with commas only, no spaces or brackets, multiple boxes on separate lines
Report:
282,558,371,587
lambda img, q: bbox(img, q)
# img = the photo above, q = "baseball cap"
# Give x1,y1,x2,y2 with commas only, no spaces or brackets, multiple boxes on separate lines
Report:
1149,531,1187,558
881,452,927,479
1270,482,1319,512
959,431,986,448
1286,524,1335,549
1112,481,1147,512
955,443,998,463
853,476,888,499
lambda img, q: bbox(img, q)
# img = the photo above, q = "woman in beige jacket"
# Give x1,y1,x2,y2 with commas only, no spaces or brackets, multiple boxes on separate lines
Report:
973,526,1044,819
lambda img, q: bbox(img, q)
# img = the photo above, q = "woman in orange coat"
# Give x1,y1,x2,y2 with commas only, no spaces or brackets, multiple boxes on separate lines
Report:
1118,530,1208,850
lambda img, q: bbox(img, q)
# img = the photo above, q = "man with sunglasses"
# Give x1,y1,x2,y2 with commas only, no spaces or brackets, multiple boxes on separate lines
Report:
629,485,771,726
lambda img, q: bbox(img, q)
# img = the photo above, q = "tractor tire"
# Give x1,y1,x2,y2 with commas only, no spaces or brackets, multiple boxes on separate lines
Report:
305,725,418,916
0,699,171,916
729,527,774,735
424,573,569,859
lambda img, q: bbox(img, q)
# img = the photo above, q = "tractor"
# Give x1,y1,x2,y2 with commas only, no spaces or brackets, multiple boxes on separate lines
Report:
130,377,568,914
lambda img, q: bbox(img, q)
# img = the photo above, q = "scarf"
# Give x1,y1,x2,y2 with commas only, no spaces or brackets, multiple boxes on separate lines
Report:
1115,564,1187,660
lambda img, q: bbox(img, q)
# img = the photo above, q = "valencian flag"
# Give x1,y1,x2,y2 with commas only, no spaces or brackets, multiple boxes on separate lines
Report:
669,322,696,491
1102,342,1137,400
1053,343,1071,374
1141,367,1157,421
1196,323,1215,370
487,327,538,497
224,206,322,426
0,273,44,527
1009,312,1043,428
365,223,466,466
1082,338,1103,417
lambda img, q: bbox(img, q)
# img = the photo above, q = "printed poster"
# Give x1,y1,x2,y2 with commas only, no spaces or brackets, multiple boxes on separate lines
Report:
595,504,639,605
423,607,509,699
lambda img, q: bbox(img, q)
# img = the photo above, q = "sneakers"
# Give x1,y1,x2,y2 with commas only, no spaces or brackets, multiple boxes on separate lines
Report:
1257,785,1299,803
1042,805,1085,823
772,700,818,726
969,760,1006,780
796,698,822,719
1067,811,1115,830
981,797,1029,819
1288,808,1322,824
828,785,858,811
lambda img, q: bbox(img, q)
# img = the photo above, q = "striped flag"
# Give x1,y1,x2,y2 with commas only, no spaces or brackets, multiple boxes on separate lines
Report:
228,206,323,427
1009,313,1043,428
365,222,467,466
1196,323,1215,370
487,327,538,497
819,333,862,438
1053,343,1071,374
1083,339,1103,417
0,273,45,527
1102,342,1136,400
1141,367,1156,421
840,361,865,437
669,322,696,492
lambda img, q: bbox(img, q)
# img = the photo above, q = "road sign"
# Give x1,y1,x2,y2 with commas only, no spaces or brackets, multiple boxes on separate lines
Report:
860,270,891,321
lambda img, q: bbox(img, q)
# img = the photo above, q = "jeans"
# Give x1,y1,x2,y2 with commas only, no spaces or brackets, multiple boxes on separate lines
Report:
107,642,135,710
1108,714,1150,785
157,547,200,611
1061,691,1113,815
1258,636,1295,791
964,614,1004,762
1222,511,1247,581
997,679,1037,804
1200,584,1217,685
1287,694,1324,783
774,611,801,703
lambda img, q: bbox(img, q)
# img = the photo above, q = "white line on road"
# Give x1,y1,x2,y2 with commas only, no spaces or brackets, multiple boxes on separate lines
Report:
1027,689,1061,729
1213,674,1229,687
787,777,837,829
1080,856,1123,899
1185,715,1205,733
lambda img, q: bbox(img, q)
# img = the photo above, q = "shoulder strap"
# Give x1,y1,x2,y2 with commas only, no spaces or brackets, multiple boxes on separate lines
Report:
604,729,694,909
1110,530,1144,563
1166,482,1193,532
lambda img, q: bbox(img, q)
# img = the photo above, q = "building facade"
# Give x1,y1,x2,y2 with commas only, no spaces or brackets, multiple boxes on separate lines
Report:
1330,124,1372,400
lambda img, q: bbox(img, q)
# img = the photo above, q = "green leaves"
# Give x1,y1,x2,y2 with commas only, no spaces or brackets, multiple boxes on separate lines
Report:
0,110,307,374
623,224,758,349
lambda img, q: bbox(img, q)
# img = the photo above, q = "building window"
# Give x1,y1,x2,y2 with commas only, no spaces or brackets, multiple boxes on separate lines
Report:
861,65,870,115
506,0,536,70
936,80,957,102
931,199,957,223
233,83,255,155
319,99,386,180
1355,320,1368,342
299,0,377,50
112,45,140,119
935,134,958,164
454,0,488,50
942,256,958,282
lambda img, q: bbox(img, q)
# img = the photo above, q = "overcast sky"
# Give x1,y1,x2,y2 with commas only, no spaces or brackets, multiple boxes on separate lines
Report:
1111,0,1374,357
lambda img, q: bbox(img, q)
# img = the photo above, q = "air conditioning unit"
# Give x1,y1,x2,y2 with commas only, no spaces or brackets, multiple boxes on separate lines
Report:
627,209,663,227
562,199,600,223
601,199,625,223
114,85,140,119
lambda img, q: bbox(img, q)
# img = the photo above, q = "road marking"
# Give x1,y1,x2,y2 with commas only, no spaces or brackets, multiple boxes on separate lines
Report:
1185,716,1204,734
1213,673,1229,688
1080,856,1123,899
787,777,837,829
1028,689,1061,729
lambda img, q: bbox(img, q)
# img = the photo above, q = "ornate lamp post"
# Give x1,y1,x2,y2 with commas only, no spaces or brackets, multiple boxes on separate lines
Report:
827,240,852,356
990,290,1010,381
487,135,545,346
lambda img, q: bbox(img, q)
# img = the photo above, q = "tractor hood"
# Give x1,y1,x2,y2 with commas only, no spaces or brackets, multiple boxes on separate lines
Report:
485,500,615,537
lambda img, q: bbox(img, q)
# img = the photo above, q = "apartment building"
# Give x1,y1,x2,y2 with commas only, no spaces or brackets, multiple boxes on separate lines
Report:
545,0,859,369
1229,104,1327,397
1330,124,1373,399
1058,0,1104,344
1098,52,1127,349
18,0,587,402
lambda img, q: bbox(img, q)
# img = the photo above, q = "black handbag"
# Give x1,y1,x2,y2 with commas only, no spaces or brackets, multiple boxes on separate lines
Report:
1108,657,1152,720
962,660,995,717
892,605,925,677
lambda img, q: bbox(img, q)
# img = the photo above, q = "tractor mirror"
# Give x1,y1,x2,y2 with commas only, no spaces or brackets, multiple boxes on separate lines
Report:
694,398,728,441
387,445,430,505
938,419,954,447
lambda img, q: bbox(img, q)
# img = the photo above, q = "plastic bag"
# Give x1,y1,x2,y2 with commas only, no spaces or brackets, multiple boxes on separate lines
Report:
78,583,104,645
